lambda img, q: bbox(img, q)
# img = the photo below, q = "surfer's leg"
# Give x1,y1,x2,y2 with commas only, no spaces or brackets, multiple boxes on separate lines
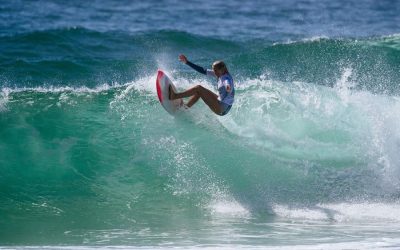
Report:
170,85,221,114
169,85,198,100
186,93,200,107
197,86,222,114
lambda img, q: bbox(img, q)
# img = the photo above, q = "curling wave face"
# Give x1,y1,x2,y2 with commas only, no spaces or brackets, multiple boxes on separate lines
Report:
1,29,400,246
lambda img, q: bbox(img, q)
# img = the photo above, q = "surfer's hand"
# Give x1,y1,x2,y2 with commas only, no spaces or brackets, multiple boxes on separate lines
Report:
179,54,188,64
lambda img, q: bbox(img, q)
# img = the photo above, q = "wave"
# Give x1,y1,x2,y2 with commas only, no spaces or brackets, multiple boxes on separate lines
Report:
1,28,399,93
2,69,400,208
2,30,400,243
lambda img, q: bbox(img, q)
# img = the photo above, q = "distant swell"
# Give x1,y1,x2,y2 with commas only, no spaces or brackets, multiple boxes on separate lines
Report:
1,28,399,93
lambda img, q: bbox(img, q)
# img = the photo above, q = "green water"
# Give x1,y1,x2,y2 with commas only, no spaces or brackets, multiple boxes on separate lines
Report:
1,4,400,247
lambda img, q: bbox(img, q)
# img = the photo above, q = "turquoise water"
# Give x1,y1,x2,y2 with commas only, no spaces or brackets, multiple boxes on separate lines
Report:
1,0,400,249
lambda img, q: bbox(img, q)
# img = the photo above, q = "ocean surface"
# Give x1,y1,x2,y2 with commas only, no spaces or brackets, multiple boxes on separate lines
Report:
1,0,400,249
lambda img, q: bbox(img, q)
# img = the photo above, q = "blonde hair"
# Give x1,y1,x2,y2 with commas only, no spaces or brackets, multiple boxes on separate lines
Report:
212,60,228,74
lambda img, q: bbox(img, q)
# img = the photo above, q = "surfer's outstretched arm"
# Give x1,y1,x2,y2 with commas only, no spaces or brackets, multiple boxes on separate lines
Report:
186,61,207,75
175,54,232,116
179,54,216,77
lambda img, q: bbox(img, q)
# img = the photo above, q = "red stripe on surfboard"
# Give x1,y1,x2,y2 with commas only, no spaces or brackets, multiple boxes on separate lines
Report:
156,70,163,103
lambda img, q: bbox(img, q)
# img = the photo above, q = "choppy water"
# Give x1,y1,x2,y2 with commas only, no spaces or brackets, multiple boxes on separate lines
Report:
1,0,400,249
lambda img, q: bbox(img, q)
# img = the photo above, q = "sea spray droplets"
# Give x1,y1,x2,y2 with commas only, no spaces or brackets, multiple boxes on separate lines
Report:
0,89,10,112
141,135,239,213
109,76,159,121
359,94,400,193
334,67,358,104
153,136,227,198
226,76,360,162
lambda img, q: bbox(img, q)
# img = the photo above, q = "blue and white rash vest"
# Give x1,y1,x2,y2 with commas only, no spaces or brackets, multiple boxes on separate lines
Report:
186,60,235,106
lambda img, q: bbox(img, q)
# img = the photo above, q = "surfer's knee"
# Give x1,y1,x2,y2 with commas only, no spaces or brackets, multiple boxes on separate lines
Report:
195,85,205,93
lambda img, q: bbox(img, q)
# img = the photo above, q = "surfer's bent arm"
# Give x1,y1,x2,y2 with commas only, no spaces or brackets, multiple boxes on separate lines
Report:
186,61,217,78
186,61,206,74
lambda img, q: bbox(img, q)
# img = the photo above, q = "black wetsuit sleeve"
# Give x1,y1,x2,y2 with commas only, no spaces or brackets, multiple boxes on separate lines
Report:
186,61,207,75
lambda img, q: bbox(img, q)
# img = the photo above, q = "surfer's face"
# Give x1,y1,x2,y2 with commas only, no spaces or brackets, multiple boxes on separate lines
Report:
212,61,228,77
213,68,224,77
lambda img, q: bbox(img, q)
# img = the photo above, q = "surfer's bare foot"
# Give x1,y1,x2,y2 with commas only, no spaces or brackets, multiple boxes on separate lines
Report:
169,85,176,100
179,100,188,109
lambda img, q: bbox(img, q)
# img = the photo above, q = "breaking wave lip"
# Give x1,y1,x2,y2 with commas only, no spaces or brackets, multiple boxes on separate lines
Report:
271,33,400,45
272,35,331,45
0,83,126,112
0,83,128,95
0,71,164,96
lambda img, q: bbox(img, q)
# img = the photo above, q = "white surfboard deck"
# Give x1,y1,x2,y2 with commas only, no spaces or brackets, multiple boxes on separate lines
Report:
156,70,183,115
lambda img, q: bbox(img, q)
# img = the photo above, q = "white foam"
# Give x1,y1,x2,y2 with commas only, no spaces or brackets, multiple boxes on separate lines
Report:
208,199,250,218
220,71,400,193
0,83,125,94
2,240,400,249
222,75,360,161
273,202,400,222
273,35,330,45
0,89,9,112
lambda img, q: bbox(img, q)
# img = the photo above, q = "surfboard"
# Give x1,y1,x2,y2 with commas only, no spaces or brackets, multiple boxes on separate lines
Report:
156,70,183,115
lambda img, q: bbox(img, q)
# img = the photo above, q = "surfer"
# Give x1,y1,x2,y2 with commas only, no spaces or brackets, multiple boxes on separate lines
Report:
169,54,234,116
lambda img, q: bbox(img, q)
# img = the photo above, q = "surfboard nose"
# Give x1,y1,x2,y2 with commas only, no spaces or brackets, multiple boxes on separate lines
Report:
156,70,182,115
157,70,164,78
156,71,163,103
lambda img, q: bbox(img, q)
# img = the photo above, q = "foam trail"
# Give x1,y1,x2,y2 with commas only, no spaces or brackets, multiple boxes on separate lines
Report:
274,203,400,222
